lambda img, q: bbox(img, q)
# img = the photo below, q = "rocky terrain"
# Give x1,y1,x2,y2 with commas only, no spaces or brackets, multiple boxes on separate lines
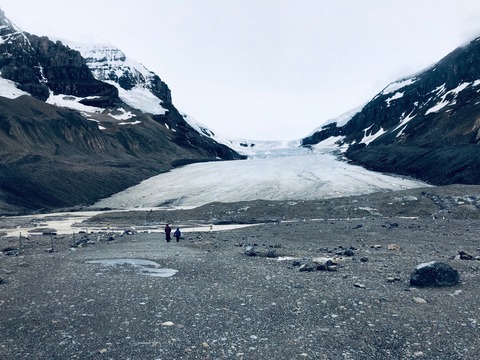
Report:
1,185,480,359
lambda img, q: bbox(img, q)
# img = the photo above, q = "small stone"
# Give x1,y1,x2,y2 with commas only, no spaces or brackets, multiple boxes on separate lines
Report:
3,249,18,256
360,257,369,262
292,260,303,267
162,321,175,326
459,251,474,260
413,297,427,304
354,283,366,288
387,244,400,251
343,249,355,256
450,290,463,297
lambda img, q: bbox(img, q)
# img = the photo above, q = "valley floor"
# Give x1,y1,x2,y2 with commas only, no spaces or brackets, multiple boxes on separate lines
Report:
1,185,480,359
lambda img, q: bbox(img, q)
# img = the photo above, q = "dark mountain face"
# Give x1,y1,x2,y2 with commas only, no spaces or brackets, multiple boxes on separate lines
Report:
0,10,244,215
302,37,480,186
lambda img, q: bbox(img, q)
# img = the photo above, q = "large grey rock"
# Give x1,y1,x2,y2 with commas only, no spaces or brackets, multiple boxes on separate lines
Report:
244,246,256,256
410,261,460,287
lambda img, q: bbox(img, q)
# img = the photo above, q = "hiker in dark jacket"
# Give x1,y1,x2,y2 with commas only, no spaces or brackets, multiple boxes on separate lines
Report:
174,227,181,242
164,224,172,242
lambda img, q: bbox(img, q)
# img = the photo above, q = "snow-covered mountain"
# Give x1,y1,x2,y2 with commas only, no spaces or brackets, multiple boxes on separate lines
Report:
2,5,480,215
58,40,172,112
0,9,243,215
302,37,480,186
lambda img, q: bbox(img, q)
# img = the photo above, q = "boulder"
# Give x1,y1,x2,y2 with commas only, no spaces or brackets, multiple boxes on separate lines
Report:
299,261,318,272
75,235,90,247
244,246,256,256
244,246,277,258
458,250,474,260
41,228,57,236
264,249,277,258
410,261,460,287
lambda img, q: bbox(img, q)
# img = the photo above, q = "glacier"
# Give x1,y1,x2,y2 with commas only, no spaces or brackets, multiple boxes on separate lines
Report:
93,140,430,210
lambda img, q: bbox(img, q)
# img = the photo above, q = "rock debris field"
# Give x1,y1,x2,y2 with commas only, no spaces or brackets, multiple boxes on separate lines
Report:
1,185,480,359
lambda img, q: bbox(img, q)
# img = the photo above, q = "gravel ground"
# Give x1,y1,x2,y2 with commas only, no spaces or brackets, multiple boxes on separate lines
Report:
1,185,480,359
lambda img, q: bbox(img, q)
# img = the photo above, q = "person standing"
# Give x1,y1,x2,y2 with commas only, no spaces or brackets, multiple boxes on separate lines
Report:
164,224,172,242
174,227,181,242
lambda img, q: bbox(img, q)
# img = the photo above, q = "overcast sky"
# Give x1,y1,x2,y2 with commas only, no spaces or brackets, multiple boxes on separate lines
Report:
2,1,480,140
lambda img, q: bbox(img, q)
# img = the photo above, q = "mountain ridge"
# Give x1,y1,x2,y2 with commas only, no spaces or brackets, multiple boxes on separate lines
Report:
302,36,480,186
0,9,244,215
2,8,480,215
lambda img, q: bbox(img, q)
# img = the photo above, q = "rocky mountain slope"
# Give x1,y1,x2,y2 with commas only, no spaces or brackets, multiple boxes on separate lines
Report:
302,37,480,186
0,10,244,215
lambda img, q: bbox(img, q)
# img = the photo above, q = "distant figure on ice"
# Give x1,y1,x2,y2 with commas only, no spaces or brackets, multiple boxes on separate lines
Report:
174,227,181,242
164,224,172,242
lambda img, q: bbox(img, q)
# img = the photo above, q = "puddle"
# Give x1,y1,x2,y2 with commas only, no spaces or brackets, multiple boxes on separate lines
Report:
86,258,178,277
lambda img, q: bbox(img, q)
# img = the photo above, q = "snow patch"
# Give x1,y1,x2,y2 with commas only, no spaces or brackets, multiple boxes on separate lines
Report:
425,82,471,115
385,92,404,106
312,136,346,152
119,121,142,125
111,107,135,121
307,105,365,136
360,126,386,145
381,78,417,95
182,112,215,138
46,93,104,113
393,111,417,134
415,261,436,270
109,82,167,115
425,100,450,115
0,77,30,98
